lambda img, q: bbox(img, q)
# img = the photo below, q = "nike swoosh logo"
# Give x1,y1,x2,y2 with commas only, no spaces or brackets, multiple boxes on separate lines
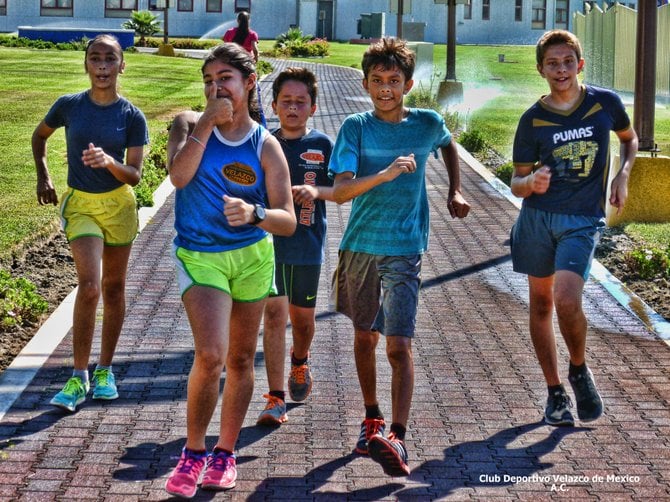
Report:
117,127,126,131
306,295,316,301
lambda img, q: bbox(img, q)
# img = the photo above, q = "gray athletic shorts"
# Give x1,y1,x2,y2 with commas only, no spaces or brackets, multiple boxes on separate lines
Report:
331,250,421,337
510,206,605,280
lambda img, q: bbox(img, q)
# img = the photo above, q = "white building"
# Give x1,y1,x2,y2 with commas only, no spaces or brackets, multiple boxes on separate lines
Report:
0,1,642,46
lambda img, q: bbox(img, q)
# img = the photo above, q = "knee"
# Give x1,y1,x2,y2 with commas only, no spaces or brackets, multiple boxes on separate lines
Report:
355,330,379,353
194,348,226,376
101,277,125,302
78,279,101,303
530,294,554,317
225,349,255,373
386,339,412,367
554,294,582,319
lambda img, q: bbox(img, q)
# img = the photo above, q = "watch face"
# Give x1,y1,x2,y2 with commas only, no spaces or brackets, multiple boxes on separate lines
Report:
254,204,266,223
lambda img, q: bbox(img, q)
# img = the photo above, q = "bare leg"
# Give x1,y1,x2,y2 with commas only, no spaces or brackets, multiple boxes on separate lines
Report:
182,286,232,452
98,244,133,366
387,335,413,427
69,237,104,371
289,304,316,360
263,296,288,392
216,299,266,451
527,275,560,386
553,270,587,366
354,328,380,406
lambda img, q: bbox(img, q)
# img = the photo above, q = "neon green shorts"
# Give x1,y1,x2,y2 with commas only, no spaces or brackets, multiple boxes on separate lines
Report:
173,236,276,302
60,185,138,245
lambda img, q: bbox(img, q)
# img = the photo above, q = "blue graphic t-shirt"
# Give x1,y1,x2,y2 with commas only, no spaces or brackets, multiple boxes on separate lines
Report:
328,109,451,256
513,85,631,217
272,129,334,265
174,123,269,252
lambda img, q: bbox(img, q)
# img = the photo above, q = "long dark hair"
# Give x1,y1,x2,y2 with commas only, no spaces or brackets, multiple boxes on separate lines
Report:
233,11,251,46
201,43,262,124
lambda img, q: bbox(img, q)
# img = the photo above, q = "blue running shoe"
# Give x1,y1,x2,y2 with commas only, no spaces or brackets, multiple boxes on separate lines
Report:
50,376,89,413
92,368,119,400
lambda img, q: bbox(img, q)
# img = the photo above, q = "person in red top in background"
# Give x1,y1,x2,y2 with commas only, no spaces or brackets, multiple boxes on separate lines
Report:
223,11,266,126
223,11,259,63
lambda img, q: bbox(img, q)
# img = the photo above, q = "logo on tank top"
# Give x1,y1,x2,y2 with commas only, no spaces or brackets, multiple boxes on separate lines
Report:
222,162,257,186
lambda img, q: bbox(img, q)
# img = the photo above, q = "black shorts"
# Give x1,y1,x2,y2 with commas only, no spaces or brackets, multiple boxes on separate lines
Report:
272,263,322,308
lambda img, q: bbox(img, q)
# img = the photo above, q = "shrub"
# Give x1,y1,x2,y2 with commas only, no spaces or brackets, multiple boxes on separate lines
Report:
406,86,443,113
268,28,329,58
496,162,514,186
0,269,48,328
624,246,670,280
458,128,487,153
134,129,169,208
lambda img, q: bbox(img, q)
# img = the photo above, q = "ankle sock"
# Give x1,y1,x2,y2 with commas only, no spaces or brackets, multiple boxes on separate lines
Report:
291,353,308,366
365,404,383,420
269,390,285,401
569,362,587,378
72,369,89,386
390,423,406,441
548,384,564,395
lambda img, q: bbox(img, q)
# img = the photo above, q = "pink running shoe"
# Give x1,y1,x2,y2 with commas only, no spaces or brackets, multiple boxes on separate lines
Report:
165,448,207,499
201,449,237,491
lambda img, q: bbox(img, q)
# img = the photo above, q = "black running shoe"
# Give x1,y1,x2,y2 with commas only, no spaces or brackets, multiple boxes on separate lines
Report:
354,418,385,455
544,385,575,426
367,432,410,477
568,366,603,422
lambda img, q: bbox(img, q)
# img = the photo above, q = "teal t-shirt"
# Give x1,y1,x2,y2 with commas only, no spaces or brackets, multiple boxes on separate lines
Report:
328,109,451,256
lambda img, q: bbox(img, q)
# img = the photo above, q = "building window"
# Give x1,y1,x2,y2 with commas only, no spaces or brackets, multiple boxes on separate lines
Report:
532,0,546,29
178,0,193,11
41,0,73,17
0,0,6,16
515,0,523,21
555,0,569,29
207,0,222,12
105,0,137,18
235,0,250,13
463,0,472,20
482,0,490,20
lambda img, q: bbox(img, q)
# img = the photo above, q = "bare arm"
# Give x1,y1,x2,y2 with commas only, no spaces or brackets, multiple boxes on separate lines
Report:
81,142,144,187
332,154,416,204
440,141,470,218
32,120,58,206
609,126,638,214
168,85,233,188
291,184,336,204
511,163,551,198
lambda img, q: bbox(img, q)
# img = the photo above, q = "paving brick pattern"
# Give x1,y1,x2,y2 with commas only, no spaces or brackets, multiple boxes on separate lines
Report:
1,60,669,501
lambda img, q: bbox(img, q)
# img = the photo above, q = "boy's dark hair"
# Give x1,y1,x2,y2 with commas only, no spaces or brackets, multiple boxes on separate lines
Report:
361,37,415,82
202,43,262,124
272,67,318,105
536,29,583,65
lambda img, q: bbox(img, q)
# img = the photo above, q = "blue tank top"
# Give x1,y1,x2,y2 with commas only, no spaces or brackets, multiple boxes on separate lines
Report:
174,123,269,252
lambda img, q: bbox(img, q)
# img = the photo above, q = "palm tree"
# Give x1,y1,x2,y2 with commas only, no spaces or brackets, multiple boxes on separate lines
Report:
122,10,161,47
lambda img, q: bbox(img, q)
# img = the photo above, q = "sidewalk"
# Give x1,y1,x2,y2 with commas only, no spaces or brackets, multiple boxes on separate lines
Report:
1,59,670,501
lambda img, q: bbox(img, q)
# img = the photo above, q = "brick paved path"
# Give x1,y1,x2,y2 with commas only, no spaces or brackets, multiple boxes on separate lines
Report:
1,60,670,501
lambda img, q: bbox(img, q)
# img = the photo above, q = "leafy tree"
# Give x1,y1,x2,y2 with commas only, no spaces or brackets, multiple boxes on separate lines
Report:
122,10,161,47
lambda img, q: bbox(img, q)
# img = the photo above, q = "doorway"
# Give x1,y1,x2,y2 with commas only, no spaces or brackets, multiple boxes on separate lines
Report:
316,0,333,40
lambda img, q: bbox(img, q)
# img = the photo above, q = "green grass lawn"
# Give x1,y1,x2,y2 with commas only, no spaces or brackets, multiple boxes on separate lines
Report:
0,47,205,261
1,42,668,263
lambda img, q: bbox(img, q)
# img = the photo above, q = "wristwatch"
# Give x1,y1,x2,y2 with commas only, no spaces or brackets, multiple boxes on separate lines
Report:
252,203,266,225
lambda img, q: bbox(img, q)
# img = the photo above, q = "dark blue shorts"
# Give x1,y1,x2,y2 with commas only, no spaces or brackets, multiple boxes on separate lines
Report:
510,206,605,280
